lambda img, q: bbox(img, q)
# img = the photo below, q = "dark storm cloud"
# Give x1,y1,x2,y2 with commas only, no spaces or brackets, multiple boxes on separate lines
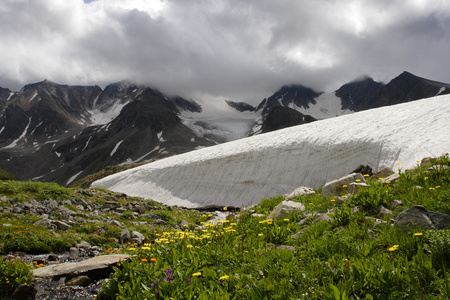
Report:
1,0,450,103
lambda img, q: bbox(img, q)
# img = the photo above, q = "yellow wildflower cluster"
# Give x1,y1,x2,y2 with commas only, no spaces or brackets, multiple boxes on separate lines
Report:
388,245,399,252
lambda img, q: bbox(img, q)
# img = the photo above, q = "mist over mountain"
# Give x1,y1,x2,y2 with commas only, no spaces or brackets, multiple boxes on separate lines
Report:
0,71,448,185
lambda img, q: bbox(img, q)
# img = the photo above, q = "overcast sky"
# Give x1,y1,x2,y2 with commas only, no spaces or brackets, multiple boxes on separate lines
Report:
1,0,450,103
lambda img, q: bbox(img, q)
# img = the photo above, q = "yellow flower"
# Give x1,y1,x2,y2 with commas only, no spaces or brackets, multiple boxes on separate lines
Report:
258,233,264,237
283,218,289,222
378,177,384,180
436,186,440,189
396,162,401,165
330,199,335,202
386,181,391,184
230,223,237,226
128,248,136,251
192,272,202,277
223,206,227,211
356,179,361,182
363,174,369,177
414,233,423,236
388,245,399,252
187,245,194,248
220,275,230,280
141,247,151,250
424,177,429,180
342,185,348,188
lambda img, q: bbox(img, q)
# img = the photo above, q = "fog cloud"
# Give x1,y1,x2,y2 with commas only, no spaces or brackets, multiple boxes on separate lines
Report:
1,0,450,103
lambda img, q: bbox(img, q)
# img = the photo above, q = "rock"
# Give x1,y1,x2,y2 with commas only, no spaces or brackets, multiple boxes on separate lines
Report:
33,254,131,279
391,199,404,210
52,220,72,230
378,206,392,217
76,241,92,249
102,201,121,210
120,229,131,243
285,186,315,200
110,220,122,227
394,205,450,230
427,211,450,229
372,167,394,180
330,196,346,205
420,157,433,166
140,213,160,220
395,206,433,229
381,173,400,184
72,197,89,208
322,173,365,198
65,275,92,286
131,231,145,244
348,182,369,194
351,165,372,175
34,219,57,230
266,200,305,220
10,283,37,300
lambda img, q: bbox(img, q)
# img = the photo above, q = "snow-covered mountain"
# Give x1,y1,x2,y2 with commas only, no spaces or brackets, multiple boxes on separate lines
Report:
92,94,450,208
0,71,449,185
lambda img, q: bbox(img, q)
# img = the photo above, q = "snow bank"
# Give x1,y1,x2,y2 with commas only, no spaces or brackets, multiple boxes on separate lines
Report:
92,95,450,208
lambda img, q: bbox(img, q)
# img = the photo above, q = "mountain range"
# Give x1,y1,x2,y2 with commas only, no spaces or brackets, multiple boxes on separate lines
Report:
0,71,449,185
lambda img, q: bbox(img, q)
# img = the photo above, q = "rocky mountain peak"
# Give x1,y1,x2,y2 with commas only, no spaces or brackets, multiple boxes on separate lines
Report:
256,84,322,115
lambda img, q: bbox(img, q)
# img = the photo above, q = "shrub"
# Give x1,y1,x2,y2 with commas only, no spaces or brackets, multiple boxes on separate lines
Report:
425,229,450,270
0,258,33,297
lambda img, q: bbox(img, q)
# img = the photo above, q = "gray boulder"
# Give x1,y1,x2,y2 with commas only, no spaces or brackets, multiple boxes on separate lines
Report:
65,275,92,286
120,229,131,243
371,167,394,179
395,205,450,230
131,231,145,245
267,200,305,220
322,173,365,198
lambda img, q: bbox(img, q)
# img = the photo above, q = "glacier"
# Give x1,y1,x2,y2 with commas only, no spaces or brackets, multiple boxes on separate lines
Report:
92,94,450,208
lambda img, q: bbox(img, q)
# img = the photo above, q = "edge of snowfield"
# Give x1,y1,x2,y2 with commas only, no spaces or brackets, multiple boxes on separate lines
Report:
92,94,450,208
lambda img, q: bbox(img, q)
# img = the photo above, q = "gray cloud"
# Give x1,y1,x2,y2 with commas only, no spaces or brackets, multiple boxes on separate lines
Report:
1,0,450,103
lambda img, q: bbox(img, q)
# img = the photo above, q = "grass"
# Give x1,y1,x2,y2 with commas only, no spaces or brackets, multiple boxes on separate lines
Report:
0,155,449,298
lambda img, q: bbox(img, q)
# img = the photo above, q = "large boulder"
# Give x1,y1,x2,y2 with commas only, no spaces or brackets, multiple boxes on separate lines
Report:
266,200,305,220
322,173,365,198
33,254,131,279
394,205,450,230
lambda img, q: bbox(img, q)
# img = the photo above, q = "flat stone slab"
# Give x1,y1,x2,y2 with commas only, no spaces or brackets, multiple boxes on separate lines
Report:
33,254,130,279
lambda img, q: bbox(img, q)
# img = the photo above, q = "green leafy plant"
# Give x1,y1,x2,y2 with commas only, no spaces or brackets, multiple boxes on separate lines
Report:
0,258,33,297
425,229,450,270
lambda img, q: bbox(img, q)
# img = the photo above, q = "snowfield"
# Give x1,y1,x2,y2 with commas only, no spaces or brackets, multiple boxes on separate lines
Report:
92,94,450,208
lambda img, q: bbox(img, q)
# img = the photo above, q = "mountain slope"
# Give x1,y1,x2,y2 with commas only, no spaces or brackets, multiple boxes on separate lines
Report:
92,94,450,208
336,71,450,111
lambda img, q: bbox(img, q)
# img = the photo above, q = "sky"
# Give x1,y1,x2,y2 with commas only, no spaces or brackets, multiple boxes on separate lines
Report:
1,0,450,103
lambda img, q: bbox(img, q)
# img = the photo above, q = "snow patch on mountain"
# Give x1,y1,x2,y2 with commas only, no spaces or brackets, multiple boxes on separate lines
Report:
89,101,128,125
3,117,32,149
67,171,83,186
93,94,450,208
295,92,352,119
110,140,123,156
